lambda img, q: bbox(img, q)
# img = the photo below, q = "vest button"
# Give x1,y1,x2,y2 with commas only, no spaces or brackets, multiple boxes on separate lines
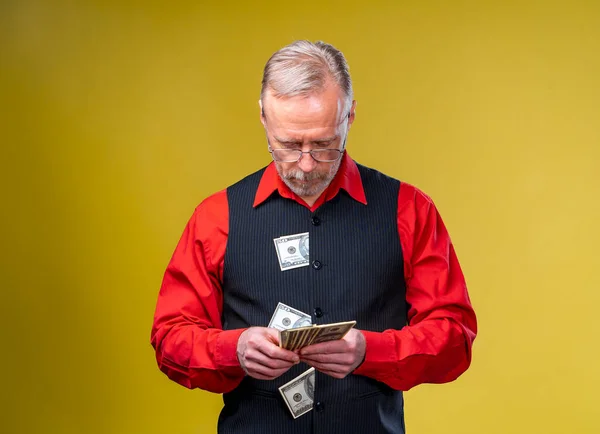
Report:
315,401,325,412
311,216,321,226
314,307,323,318
312,260,322,270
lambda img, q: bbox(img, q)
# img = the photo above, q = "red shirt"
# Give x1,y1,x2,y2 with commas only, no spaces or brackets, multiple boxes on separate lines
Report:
151,153,477,393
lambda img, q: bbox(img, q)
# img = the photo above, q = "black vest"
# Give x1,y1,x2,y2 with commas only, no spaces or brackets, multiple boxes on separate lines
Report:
218,163,407,434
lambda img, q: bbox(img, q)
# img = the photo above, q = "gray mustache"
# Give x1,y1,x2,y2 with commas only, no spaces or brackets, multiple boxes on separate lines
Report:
284,171,326,182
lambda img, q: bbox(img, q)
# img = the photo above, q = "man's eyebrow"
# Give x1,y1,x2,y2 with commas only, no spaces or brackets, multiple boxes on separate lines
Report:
273,135,338,143
312,135,338,143
273,135,301,144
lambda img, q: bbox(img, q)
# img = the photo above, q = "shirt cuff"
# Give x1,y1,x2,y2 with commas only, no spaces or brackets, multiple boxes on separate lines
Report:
215,328,246,368
353,330,396,376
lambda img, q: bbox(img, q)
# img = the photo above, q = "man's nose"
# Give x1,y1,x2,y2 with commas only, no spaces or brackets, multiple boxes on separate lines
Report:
297,151,318,172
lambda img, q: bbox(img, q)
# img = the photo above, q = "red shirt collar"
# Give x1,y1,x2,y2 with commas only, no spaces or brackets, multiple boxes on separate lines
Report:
253,152,367,211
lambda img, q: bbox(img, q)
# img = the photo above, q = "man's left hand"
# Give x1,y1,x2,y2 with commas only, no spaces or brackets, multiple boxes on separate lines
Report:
298,329,366,379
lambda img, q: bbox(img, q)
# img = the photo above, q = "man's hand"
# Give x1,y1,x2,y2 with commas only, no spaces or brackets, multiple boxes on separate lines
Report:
298,329,366,379
237,327,300,380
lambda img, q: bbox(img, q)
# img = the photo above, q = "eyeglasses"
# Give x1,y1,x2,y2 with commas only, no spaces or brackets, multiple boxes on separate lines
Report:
269,148,344,163
264,110,350,163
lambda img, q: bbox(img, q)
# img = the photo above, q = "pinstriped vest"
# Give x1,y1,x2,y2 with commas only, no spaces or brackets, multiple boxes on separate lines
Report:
218,163,407,434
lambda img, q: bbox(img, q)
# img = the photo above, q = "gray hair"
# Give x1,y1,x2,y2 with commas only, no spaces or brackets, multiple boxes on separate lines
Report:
260,40,353,114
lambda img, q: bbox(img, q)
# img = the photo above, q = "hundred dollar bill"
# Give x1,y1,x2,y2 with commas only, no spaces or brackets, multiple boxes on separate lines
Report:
295,325,321,349
273,232,309,271
278,367,315,419
280,320,357,351
309,321,357,345
268,302,312,331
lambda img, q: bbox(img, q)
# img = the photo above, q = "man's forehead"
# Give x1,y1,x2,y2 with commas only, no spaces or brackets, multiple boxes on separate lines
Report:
262,89,345,125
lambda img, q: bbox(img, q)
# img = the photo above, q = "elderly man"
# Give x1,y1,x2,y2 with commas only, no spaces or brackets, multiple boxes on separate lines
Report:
151,40,477,434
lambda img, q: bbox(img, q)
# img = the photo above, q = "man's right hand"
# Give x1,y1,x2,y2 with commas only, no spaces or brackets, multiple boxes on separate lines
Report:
237,327,300,380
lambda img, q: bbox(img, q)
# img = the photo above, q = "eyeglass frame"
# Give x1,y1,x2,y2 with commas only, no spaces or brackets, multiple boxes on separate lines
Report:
264,111,351,164
267,144,346,163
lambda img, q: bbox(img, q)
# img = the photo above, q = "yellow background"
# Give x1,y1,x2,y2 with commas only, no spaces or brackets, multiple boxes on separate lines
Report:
1,1,599,433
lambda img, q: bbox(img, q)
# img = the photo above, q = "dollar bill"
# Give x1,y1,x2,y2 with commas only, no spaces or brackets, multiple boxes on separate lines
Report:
268,302,312,331
309,322,357,345
273,232,309,271
295,326,321,349
278,367,315,419
280,320,357,351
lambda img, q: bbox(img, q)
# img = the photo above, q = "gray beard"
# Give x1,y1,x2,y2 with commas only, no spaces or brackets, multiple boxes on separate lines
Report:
275,160,342,198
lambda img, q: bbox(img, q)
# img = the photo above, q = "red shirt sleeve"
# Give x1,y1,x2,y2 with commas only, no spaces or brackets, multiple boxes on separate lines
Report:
150,190,246,393
353,184,477,391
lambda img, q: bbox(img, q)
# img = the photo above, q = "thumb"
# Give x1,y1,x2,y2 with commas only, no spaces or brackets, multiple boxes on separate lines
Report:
264,327,281,345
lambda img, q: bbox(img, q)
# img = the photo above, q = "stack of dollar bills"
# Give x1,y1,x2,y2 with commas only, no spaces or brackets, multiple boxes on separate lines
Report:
267,302,355,419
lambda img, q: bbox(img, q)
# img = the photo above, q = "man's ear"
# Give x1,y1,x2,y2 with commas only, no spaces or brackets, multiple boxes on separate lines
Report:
259,99,266,127
347,100,357,127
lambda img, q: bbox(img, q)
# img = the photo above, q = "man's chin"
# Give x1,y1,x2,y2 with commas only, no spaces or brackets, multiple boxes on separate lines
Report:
291,186,319,197
288,179,330,197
